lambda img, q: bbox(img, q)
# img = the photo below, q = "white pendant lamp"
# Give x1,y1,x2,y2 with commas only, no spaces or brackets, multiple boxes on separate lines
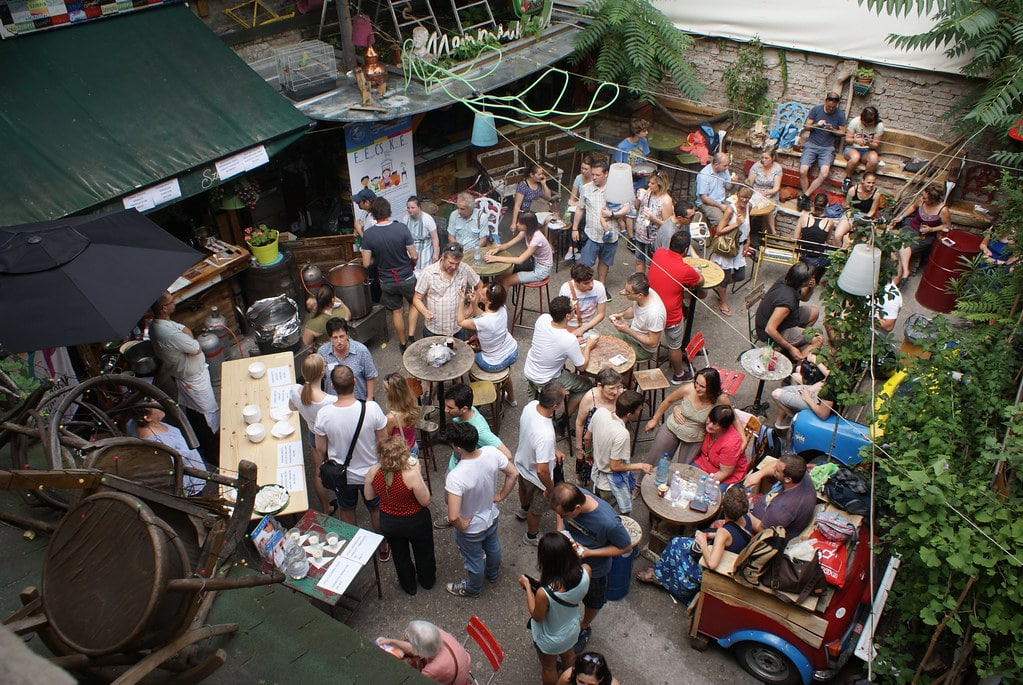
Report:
605,162,635,206
837,243,882,296
471,112,498,147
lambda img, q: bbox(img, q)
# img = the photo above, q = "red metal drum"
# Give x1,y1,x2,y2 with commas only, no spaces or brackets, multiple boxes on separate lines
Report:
915,229,982,313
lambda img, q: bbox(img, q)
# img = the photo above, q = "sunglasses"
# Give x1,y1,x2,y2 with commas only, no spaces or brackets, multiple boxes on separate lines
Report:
580,653,602,665
826,96,840,102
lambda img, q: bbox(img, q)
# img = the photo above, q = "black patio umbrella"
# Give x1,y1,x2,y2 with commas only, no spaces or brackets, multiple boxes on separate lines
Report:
0,210,201,354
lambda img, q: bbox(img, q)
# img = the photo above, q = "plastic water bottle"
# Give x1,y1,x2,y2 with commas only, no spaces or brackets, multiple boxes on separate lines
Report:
706,480,721,507
695,475,708,505
474,247,481,264
669,471,683,502
655,453,671,486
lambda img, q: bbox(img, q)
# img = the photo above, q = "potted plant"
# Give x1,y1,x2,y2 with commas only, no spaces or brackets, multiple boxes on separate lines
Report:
244,224,280,265
853,67,874,95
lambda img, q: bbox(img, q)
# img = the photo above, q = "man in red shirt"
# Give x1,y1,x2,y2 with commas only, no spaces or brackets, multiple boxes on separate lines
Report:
647,230,703,384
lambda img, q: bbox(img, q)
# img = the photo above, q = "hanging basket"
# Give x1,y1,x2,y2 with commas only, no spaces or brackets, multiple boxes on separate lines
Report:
247,236,280,265
853,80,872,96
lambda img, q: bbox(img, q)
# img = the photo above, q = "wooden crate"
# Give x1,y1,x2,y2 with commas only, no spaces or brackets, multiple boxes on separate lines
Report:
281,234,356,273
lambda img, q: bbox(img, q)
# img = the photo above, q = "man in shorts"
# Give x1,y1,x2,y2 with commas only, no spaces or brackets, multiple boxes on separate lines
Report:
695,153,733,227
755,262,822,363
609,272,665,363
799,92,847,206
648,230,703,383
361,197,418,351
523,295,598,416
551,482,635,653
313,365,390,560
514,382,565,545
571,159,626,285
589,390,650,514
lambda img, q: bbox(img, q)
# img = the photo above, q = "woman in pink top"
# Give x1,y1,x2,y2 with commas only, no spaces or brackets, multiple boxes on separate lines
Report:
377,620,471,685
693,405,747,485
383,372,420,458
486,212,553,289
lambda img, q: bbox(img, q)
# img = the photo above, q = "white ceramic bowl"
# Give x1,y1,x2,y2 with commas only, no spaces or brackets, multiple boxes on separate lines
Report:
270,406,292,422
271,421,295,439
242,404,261,424
248,361,266,379
245,423,266,443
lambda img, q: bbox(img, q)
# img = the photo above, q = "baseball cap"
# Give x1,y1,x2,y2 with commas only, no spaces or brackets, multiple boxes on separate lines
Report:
353,188,377,203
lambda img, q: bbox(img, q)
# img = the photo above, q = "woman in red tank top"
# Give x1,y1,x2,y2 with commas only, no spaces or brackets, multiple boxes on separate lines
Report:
364,435,435,595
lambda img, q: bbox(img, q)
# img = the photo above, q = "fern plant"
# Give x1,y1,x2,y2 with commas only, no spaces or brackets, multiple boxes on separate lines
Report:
570,0,703,103
722,37,771,128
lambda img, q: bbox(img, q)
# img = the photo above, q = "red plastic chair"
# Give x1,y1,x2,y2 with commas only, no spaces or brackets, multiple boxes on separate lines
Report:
463,615,504,685
687,331,746,396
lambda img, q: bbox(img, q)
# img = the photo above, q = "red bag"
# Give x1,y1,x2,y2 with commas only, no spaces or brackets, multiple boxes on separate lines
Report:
810,530,848,587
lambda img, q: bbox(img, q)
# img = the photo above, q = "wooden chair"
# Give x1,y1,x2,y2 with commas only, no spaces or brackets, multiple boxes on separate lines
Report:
684,331,712,377
463,615,504,685
468,381,500,435
686,330,746,397
744,283,766,345
469,364,511,435
751,234,799,289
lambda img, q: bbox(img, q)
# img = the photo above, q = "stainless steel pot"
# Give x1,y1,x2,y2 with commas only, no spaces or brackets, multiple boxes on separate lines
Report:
122,340,157,377
327,262,371,319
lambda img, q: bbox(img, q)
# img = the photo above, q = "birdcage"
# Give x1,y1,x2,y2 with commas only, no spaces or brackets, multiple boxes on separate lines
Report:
275,40,338,101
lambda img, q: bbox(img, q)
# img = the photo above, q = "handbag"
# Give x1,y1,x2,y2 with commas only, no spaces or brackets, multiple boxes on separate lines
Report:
318,401,366,490
710,230,740,258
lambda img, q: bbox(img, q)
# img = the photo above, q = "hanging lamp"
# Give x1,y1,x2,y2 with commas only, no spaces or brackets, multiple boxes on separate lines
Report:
471,112,498,147
604,163,635,206
837,244,881,296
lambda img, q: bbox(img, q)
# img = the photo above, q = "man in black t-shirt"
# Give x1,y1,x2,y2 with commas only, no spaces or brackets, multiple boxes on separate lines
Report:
754,262,822,362
362,197,418,351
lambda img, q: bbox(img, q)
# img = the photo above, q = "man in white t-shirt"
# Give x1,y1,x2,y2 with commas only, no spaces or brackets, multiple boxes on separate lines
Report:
609,272,666,362
558,262,608,338
514,383,566,545
314,365,390,559
588,390,651,514
876,281,902,333
444,422,518,598
523,295,598,416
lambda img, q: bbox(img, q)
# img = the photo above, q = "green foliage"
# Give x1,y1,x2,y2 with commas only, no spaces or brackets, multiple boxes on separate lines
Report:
0,356,42,400
861,0,1023,166
777,49,788,97
571,0,703,103
722,37,771,128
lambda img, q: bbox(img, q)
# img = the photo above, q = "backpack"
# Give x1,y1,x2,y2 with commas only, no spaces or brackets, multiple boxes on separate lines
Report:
750,425,784,470
733,525,787,587
824,467,871,517
699,124,720,155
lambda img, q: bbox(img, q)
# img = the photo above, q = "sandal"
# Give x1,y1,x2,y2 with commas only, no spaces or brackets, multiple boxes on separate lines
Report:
635,569,658,585
718,305,732,316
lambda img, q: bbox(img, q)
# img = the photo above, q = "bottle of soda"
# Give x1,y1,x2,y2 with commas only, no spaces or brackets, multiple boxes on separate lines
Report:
655,452,671,486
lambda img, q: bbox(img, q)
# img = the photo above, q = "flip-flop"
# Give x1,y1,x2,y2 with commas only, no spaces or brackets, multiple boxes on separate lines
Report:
718,305,733,316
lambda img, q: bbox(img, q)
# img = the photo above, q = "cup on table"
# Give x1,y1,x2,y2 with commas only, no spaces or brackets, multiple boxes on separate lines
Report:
307,533,320,547
245,423,266,443
243,404,261,424
326,533,339,547
248,361,267,379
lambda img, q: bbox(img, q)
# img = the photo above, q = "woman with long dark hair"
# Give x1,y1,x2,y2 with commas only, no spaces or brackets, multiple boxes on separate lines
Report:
511,162,553,229
301,285,350,348
643,367,732,465
557,651,619,685
520,533,591,685
485,211,553,289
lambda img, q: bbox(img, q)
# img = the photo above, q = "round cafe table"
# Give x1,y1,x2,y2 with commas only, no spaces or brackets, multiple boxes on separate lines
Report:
402,336,475,431
469,250,512,280
575,335,637,377
640,462,721,558
738,347,793,417
682,257,726,347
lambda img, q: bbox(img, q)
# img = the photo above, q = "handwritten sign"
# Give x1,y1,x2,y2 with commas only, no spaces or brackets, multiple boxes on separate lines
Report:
276,465,305,492
270,386,291,408
268,365,292,387
277,441,304,467
342,529,384,565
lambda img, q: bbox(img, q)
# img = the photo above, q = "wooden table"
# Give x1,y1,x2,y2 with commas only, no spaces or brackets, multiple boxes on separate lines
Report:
283,510,383,618
471,249,513,279
640,463,721,558
403,337,475,431
220,352,308,517
576,335,636,376
739,347,793,416
682,257,726,347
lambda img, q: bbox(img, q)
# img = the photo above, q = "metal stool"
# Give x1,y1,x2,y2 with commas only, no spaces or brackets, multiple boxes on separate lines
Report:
631,368,670,447
511,277,551,331
416,417,439,491
469,364,511,434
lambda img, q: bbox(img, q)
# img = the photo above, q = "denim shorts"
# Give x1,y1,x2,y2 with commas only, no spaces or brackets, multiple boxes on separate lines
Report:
580,237,617,267
517,263,552,284
800,143,836,169
476,347,518,372
632,240,654,264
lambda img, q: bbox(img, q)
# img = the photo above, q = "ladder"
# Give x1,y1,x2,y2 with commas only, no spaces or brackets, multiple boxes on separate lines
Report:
450,0,497,36
380,0,441,42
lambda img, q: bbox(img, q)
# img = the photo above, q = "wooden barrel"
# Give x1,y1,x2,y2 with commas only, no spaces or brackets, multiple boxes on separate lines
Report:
41,492,194,656
244,251,301,306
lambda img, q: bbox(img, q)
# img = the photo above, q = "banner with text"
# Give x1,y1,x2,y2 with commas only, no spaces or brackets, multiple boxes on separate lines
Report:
344,118,416,216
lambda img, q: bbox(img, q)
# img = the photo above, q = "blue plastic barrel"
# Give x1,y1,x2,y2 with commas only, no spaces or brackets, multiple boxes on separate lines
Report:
606,515,641,601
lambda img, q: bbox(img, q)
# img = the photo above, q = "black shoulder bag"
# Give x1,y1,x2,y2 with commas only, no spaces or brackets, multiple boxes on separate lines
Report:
319,401,366,490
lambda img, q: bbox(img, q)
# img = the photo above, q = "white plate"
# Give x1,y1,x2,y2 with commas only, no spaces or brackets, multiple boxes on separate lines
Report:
271,421,295,438
270,406,292,422
253,484,289,515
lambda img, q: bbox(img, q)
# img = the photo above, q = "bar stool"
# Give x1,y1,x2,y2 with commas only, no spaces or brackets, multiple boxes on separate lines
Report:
511,278,551,331
630,368,670,447
416,417,439,491
469,364,511,434
468,380,501,435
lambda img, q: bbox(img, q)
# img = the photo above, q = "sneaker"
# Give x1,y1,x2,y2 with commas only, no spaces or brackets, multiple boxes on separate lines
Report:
573,626,592,654
446,581,480,598
514,507,529,521
523,532,540,546
486,575,500,584
671,371,692,385
841,177,852,193
564,249,576,261
434,516,453,529
502,391,518,408
377,543,391,563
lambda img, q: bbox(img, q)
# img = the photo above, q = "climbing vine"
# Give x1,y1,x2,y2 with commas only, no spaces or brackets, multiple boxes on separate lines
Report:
721,37,771,128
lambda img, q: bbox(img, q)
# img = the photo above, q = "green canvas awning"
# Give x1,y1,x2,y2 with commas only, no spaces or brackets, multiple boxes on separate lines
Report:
0,4,313,226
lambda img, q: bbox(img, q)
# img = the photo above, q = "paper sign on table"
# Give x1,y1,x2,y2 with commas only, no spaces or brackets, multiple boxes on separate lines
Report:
270,386,291,408
277,441,304,467
609,354,628,366
341,529,384,565
316,556,362,595
276,465,305,492
268,365,292,387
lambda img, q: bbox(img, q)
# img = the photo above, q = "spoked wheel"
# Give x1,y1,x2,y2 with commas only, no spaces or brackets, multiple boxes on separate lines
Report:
733,641,802,685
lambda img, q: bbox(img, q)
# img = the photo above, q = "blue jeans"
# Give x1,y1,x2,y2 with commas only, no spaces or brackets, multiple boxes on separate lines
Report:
475,347,518,372
453,519,502,593
580,236,618,267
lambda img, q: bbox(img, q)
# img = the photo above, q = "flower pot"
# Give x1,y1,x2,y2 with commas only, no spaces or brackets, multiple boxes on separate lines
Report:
853,79,872,96
248,237,280,265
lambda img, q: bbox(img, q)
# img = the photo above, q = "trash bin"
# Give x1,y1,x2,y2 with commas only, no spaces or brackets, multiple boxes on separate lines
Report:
606,515,642,601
